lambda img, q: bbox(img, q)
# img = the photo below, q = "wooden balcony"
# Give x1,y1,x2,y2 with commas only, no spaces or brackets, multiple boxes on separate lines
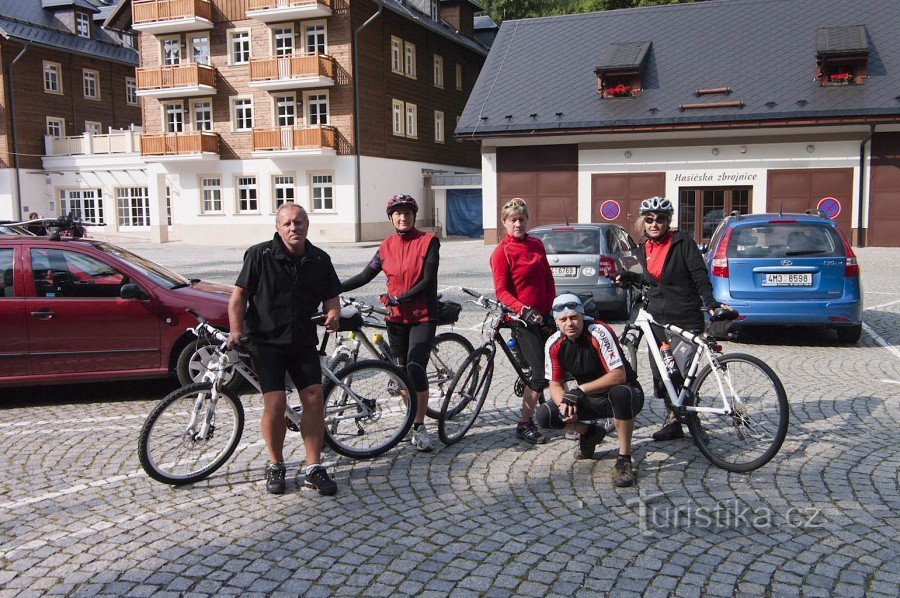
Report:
141,131,219,161
251,125,337,156
136,63,216,99
132,0,213,33
246,0,333,23
249,54,336,91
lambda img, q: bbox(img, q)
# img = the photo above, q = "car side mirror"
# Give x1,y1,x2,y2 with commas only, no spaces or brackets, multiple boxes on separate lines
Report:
698,243,708,254
120,283,146,300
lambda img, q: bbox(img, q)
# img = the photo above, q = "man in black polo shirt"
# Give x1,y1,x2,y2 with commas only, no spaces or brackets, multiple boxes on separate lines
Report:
535,294,644,487
227,203,341,496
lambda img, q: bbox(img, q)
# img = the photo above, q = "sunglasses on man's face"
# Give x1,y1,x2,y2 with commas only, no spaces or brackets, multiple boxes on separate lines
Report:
644,216,670,224
554,302,583,313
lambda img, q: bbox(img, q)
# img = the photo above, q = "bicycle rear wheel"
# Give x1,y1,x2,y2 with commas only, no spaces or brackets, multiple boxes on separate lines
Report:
687,353,789,472
425,332,475,420
322,360,415,459
438,347,494,445
138,382,244,485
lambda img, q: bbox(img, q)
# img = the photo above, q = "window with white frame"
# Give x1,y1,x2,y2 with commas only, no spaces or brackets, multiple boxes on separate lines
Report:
434,110,444,143
162,37,181,66
122,33,135,48
46,117,65,138
200,177,222,213
305,92,328,125
61,189,104,224
229,30,251,65
83,69,99,100
236,176,258,213
273,26,294,57
430,0,439,21
75,12,90,38
85,121,102,135
116,187,150,227
456,63,462,90
433,54,443,88
305,22,326,55
126,77,137,105
165,187,172,225
404,42,416,78
164,101,185,133
43,61,61,94
191,99,212,131
390,36,402,74
405,103,417,138
310,173,334,211
275,94,296,126
231,97,253,131
391,99,404,136
190,34,210,65
273,175,295,208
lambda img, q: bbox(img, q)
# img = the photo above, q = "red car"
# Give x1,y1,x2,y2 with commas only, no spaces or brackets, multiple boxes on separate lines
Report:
0,235,231,388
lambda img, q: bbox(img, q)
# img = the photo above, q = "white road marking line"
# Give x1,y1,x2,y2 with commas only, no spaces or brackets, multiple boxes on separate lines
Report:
1,426,138,436
862,322,900,361
866,298,900,311
0,414,146,428
879,379,899,385
0,470,145,511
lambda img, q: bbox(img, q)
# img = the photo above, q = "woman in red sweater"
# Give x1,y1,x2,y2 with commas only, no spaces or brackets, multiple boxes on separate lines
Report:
489,198,556,444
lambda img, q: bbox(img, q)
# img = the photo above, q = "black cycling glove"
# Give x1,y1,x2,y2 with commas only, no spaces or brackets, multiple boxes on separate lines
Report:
520,306,543,326
562,387,586,406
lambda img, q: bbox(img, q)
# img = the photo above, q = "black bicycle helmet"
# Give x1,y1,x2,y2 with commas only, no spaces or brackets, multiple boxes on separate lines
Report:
386,194,418,216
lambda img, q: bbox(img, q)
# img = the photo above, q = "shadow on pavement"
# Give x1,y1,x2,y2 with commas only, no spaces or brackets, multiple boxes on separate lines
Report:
0,377,181,407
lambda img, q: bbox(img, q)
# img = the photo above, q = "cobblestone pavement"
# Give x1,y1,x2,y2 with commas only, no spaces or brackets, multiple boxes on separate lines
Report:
1,240,898,596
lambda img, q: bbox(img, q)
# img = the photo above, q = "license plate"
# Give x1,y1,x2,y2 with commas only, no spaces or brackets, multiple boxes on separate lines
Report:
762,273,812,286
552,266,577,277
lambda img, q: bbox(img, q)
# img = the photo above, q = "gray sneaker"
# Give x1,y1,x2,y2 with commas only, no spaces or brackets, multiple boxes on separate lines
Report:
411,426,435,452
611,457,636,488
577,423,607,459
265,462,286,494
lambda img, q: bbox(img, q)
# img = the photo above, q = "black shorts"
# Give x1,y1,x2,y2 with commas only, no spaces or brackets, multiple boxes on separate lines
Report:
534,383,644,429
248,342,322,395
511,322,549,393
386,321,436,393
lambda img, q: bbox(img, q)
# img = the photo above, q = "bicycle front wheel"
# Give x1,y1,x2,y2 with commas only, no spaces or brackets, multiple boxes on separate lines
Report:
438,347,494,445
687,353,789,472
322,360,415,459
138,382,244,485
425,332,475,420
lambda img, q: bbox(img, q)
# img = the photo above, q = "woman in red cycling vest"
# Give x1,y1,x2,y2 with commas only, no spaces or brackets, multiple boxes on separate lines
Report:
489,197,556,444
341,195,440,452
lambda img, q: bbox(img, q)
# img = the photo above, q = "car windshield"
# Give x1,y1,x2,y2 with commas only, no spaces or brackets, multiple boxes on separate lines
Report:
726,223,843,258
98,243,191,288
532,229,600,255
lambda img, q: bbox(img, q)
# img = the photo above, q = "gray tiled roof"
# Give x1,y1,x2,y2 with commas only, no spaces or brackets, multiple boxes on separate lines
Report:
383,0,488,56
816,25,868,56
0,0,136,65
41,0,100,11
458,0,900,137
474,15,497,31
595,41,650,73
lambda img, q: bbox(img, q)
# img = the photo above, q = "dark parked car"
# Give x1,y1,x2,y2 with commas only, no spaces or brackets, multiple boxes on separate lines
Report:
703,211,863,343
0,235,231,387
529,223,639,320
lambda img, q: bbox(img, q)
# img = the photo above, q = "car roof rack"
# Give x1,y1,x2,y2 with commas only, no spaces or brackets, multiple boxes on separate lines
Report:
9,212,95,241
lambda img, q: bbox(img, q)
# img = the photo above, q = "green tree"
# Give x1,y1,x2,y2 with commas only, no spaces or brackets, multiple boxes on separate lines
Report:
481,0,703,24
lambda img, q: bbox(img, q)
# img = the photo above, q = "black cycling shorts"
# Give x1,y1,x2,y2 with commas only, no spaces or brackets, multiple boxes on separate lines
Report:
248,342,322,395
534,383,644,429
386,321,436,393
511,322,548,393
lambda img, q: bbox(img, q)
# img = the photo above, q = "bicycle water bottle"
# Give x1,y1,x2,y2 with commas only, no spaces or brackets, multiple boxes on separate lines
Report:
507,338,526,367
659,342,684,388
371,332,392,361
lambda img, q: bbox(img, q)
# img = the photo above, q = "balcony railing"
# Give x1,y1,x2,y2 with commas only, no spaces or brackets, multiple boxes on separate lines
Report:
133,0,212,28
136,63,216,97
249,54,335,87
252,125,336,152
45,130,142,157
246,0,333,22
141,131,219,157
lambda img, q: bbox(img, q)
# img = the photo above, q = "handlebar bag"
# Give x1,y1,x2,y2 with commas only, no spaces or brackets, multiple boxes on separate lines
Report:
437,300,462,325
337,307,364,332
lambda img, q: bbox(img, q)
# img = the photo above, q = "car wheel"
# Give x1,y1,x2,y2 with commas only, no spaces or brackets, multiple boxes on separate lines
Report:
835,324,862,344
176,338,247,393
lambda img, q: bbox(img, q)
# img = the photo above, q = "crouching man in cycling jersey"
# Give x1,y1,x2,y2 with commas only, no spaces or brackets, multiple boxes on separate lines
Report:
534,294,644,487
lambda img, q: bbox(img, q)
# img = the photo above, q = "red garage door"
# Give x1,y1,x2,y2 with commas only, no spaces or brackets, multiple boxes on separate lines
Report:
591,173,666,236
767,168,853,238
494,145,578,243
868,133,900,247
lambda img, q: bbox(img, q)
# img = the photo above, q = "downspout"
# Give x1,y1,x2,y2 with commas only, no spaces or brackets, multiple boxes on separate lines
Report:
6,41,29,220
353,0,383,242
857,124,875,247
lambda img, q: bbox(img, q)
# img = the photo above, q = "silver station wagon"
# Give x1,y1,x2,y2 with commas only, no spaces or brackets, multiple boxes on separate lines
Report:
529,223,639,320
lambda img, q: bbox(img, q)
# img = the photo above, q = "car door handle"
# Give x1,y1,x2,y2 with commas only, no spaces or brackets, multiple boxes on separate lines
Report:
30,310,57,320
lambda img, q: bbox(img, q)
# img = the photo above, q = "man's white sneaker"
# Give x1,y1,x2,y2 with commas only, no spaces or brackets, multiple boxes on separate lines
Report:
411,426,434,452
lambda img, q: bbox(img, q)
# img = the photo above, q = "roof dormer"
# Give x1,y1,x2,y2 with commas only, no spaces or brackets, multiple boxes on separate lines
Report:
595,41,651,98
816,25,869,86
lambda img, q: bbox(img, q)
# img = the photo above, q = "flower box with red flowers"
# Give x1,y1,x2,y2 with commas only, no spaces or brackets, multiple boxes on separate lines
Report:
828,72,853,84
607,83,633,97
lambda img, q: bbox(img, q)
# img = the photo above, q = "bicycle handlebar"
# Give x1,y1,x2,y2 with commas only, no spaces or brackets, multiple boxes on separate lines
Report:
341,296,389,316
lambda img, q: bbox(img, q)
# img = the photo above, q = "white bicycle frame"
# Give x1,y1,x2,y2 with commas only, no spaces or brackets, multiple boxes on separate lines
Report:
628,307,737,417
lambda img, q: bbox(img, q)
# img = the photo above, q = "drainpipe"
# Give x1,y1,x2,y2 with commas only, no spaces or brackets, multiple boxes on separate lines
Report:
353,0,383,242
6,41,29,220
857,124,875,247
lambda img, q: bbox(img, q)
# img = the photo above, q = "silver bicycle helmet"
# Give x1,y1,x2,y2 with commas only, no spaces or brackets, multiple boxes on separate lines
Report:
639,196,674,215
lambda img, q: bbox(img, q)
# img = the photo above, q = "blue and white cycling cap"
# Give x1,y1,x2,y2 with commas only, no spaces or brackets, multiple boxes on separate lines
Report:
552,293,585,318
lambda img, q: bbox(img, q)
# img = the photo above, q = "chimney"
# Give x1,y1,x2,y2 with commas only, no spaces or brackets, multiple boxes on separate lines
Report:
439,0,475,40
